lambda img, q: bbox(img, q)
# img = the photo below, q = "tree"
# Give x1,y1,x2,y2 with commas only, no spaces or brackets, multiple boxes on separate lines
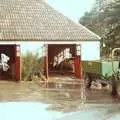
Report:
79,0,120,56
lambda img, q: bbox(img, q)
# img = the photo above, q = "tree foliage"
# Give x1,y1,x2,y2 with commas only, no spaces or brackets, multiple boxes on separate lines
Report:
79,0,120,56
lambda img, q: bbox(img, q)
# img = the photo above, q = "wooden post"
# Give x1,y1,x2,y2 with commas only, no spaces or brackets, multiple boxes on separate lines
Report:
74,44,82,79
15,45,21,81
44,44,48,79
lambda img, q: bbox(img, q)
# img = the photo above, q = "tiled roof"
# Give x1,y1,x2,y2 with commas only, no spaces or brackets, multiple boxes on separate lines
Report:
0,0,101,41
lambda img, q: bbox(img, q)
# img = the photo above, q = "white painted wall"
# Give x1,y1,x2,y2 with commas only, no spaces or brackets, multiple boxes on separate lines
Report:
0,41,100,60
79,41,100,60
45,41,100,60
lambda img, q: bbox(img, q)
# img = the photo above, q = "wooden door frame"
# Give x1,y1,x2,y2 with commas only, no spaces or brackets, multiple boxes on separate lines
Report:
74,44,82,78
45,44,82,79
44,44,49,79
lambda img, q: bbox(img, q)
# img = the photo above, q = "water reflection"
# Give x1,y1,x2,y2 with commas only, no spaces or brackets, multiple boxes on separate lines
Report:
0,102,62,120
56,104,120,120
0,78,119,114
86,88,120,104
0,80,83,112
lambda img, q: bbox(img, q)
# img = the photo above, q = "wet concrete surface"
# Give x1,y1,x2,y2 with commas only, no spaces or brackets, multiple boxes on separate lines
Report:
85,88,120,104
1,102,120,120
0,80,83,112
0,77,120,120
56,104,120,120
0,79,120,104
0,102,62,120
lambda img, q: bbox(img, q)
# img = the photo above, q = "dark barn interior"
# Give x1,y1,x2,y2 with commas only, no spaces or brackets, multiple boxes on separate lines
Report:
46,44,82,79
48,44,75,74
0,45,16,80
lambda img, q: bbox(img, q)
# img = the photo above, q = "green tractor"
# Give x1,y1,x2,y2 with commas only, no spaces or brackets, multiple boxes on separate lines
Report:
83,48,120,97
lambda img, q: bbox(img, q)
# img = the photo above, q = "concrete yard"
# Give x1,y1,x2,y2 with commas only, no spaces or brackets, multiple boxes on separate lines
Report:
0,76,83,112
0,76,120,120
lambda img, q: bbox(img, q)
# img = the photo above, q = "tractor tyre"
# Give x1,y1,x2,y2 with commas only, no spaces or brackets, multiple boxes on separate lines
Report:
101,83,107,87
85,74,92,88
111,76,118,96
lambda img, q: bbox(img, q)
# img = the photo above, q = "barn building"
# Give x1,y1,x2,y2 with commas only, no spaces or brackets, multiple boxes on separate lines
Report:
0,0,100,81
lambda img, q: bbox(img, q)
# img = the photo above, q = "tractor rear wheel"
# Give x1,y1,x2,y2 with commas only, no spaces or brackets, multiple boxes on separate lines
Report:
111,76,118,96
85,74,92,88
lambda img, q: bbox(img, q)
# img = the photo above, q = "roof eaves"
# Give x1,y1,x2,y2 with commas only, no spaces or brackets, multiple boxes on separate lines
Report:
74,22,101,40
0,38,101,41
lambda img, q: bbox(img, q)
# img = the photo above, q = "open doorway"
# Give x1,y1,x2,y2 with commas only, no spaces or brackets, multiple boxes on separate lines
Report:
0,44,20,81
43,44,82,80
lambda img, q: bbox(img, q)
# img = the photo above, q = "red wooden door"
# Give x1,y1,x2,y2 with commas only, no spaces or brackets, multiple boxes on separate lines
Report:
15,45,21,81
74,44,82,78
43,44,48,79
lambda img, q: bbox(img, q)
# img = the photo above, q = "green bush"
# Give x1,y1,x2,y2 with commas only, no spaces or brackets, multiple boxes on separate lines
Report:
21,51,44,80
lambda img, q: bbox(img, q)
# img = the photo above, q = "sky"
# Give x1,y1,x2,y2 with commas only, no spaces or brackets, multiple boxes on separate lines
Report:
22,0,95,54
48,0,95,22
21,42,43,55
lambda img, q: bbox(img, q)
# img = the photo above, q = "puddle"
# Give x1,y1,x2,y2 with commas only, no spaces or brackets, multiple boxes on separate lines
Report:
0,102,63,120
56,104,120,120
86,88,120,104
0,80,83,112
0,79,119,114
41,81,82,90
